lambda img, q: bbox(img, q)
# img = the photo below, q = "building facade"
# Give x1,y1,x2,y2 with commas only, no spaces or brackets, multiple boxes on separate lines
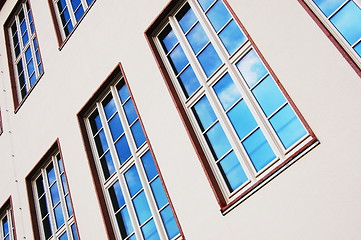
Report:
0,0,360,239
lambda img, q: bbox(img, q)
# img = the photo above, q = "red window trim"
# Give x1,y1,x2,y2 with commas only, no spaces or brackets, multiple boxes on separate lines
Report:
25,138,81,240
145,0,319,212
0,197,17,240
76,62,185,240
0,107,3,135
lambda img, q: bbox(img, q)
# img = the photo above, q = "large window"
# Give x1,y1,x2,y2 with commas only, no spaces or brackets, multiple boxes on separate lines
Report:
0,200,15,240
27,143,79,240
49,0,95,44
146,0,318,211
302,0,361,71
78,65,182,240
4,0,44,109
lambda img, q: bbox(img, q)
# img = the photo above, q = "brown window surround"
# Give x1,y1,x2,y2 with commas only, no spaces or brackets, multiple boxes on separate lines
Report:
298,0,361,78
77,63,184,240
0,197,17,240
145,0,319,214
25,139,80,240
4,0,45,112
47,0,97,50
0,107,3,135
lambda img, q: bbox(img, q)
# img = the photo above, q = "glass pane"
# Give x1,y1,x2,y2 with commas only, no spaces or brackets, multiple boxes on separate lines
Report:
61,174,68,194
124,99,137,125
100,151,115,179
125,165,142,197
116,207,134,238
66,195,73,217
59,231,68,240
330,1,361,45
57,0,67,11
89,110,102,134
168,45,188,75
141,151,158,181
102,94,117,120
228,100,258,140
313,0,346,17
42,216,52,239
20,20,27,34
57,157,64,173
159,26,178,53
205,122,232,159
50,183,60,206
213,73,242,111
75,7,84,21
2,217,9,236
186,23,209,54
117,82,130,103
131,120,146,148
39,195,48,218
160,205,180,239
133,191,152,224
64,22,74,37
242,128,275,172
71,0,81,10
236,49,268,88
206,0,232,32
29,73,36,86
71,224,79,240
27,60,35,75
36,176,45,197
115,135,132,164
197,44,222,77
60,8,71,25
198,0,215,11
86,0,94,5
141,219,160,240
354,41,361,57
218,151,247,191
108,113,124,141
22,31,29,45
94,130,109,157
46,164,56,185
109,181,125,211
17,60,23,74
54,204,65,228
252,76,286,117
219,20,246,55
25,47,32,62
192,96,217,131
270,104,307,149
176,4,197,33
178,66,200,98
150,177,168,209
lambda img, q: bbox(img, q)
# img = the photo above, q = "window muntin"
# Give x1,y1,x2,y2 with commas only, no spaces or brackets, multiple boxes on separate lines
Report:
153,0,313,201
32,152,79,240
85,78,180,240
52,0,95,40
7,0,43,103
0,207,14,240
304,0,361,67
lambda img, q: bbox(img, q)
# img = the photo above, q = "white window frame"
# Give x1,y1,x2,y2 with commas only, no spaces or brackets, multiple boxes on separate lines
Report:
0,206,14,240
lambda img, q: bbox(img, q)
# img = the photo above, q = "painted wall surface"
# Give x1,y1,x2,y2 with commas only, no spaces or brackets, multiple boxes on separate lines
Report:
0,0,360,239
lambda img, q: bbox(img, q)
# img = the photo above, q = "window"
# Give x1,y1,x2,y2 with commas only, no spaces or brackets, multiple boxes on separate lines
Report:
4,0,44,109
49,0,95,44
146,0,318,211
0,199,15,240
27,142,79,240
0,108,3,135
301,0,361,71
78,65,182,240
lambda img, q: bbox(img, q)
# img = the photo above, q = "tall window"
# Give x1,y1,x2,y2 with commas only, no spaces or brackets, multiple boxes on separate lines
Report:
0,200,15,240
5,0,44,108
302,0,361,70
147,0,317,210
28,148,79,240
50,0,95,43
79,67,182,240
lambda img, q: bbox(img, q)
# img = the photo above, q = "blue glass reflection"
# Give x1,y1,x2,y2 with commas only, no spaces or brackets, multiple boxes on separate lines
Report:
141,219,160,240
197,44,222,77
151,177,168,209
252,76,286,117
66,195,73,217
2,217,9,235
131,120,146,148
103,95,117,120
219,151,247,191
94,130,109,157
206,0,231,32
198,0,215,11
219,20,246,55
186,23,209,54
108,114,124,141
115,135,131,164
71,0,81,10
100,151,115,179
54,204,65,228
270,104,307,149
59,232,68,240
89,110,102,134
354,42,361,57
159,26,178,53
141,151,158,181
160,206,180,239
116,207,134,237
109,181,125,211
133,191,152,224
25,47,32,62
313,0,346,17
330,1,361,45
117,83,130,103
61,174,68,194
178,66,200,98
50,184,60,206
75,7,84,21
125,165,143,197
27,60,34,75
177,4,198,33
192,96,217,131
205,122,232,159
46,164,56,185
168,45,189,75
213,73,241,110
237,49,268,88
71,224,79,240
242,129,275,172
228,100,258,140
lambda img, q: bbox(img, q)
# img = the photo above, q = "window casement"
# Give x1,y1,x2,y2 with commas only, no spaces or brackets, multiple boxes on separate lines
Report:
49,0,95,45
4,0,44,110
301,0,361,73
27,145,79,240
78,65,182,240
0,200,15,240
146,0,318,212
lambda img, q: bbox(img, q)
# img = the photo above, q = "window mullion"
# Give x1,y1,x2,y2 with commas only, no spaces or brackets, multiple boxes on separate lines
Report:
65,0,77,26
42,168,57,240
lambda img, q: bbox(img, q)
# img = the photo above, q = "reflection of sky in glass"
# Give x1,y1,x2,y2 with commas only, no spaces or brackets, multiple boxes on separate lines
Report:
197,44,222,77
213,73,241,111
178,66,200,98
2,217,9,236
160,27,178,53
219,20,246,55
270,104,307,149
141,151,158,181
131,120,146,148
198,0,215,11
227,100,257,140
125,165,143,197
133,191,152,224
59,232,68,240
330,1,361,45
141,219,160,240
206,0,231,32
108,114,124,141
95,130,108,156
118,83,130,104
160,206,180,239
242,129,275,172
177,5,197,33
168,45,188,75
252,76,286,117
54,204,65,228
205,122,232,159
100,152,115,179
118,207,133,237
109,181,125,211
354,42,361,56
313,0,346,17
150,177,168,209
89,110,102,134
186,23,209,54
103,95,117,119
219,151,247,191
237,49,267,88
193,96,217,131
115,135,131,164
